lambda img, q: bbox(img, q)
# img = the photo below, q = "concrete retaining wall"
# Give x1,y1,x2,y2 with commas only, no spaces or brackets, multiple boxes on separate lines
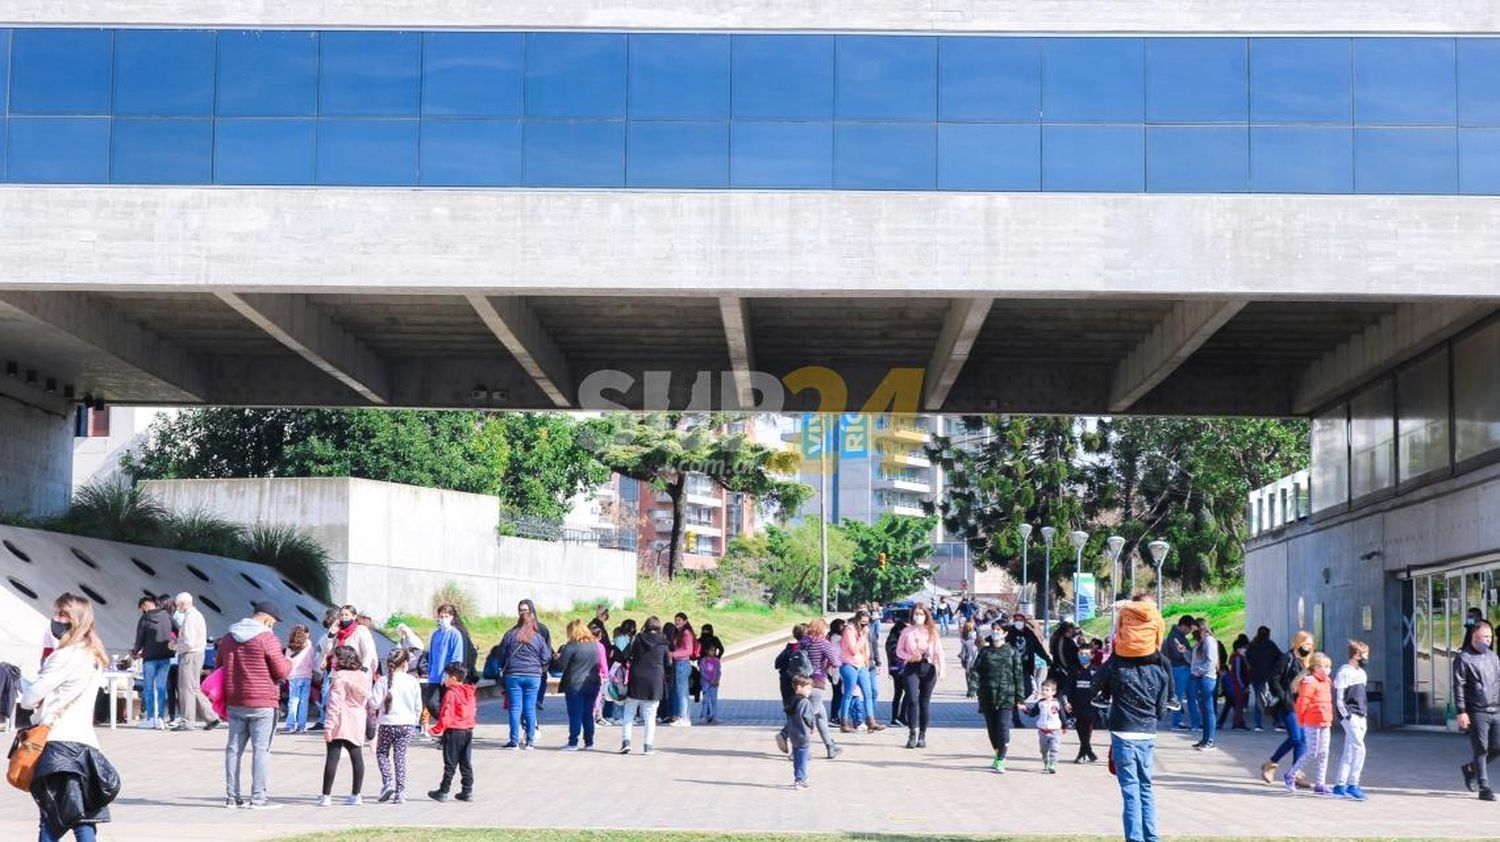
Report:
0,396,71,518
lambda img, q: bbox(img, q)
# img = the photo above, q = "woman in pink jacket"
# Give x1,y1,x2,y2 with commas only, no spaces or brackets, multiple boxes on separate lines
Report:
319,645,372,806
838,610,887,734
896,604,946,750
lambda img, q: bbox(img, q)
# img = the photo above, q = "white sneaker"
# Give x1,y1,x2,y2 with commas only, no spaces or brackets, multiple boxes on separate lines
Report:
136,718,156,730
316,795,332,807
345,794,362,806
560,744,580,752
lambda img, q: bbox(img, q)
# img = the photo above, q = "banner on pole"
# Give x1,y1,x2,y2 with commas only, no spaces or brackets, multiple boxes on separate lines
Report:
1073,573,1097,622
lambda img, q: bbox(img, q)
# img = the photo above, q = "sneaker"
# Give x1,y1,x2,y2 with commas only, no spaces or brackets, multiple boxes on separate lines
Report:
204,718,222,732
992,758,1006,774
1283,772,1297,793
1074,756,1087,764
1191,740,1205,749
827,744,843,760
1254,726,1264,732
345,794,362,806
455,791,473,802
643,744,655,755
775,732,789,755
224,797,243,809
619,741,632,755
1166,699,1182,712
379,788,395,803
1347,785,1367,802
561,744,580,752
392,794,406,804
316,795,332,807
502,742,520,750
1198,741,1216,751
582,744,594,751
1045,764,1057,775
1482,788,1496,802
136,718,156,730
246,800,282,811
521,742,534,751
1313,785,1334,797
1331,784,1347,798
1464,762,1478,792
428,790,451,802
794,781,809,790
916,734,926,749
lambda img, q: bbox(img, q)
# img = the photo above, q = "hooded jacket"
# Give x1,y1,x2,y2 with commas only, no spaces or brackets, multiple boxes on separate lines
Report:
1294,671,1334,727
973,641,1026,713
218,618,291,709
626,629,672,702
31,740,120,839
1247,634,1283,683
133,607,174,661
430,681,477,735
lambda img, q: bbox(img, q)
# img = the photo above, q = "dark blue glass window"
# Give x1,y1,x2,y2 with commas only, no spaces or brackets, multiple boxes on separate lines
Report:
1147,126,1248,192
320,32,422,117
938,38,1040,123
214,119,316,184
835,124,935,189
6,117,110,182
937,123,1040,190
10,29,112,115
1457,40,1500,127
1354,128,1457,194
111,119,212,183
730,122,832,188
1460,129,1500,194
0,30,13,115
216,31,318,117
1355,39,1456,126
1146,39,1248,124
732,35,835,120
523,121,625,187
1041,125,1144,191
525,34,627,119
836,36,937,122
419,120,522,186
316,120,419,185
1251,39,1352,124
113,30,214,116
1042,38,1144,123
422,32,523,118
626,121,728,187
1250,127,1353,193
629,35,730,120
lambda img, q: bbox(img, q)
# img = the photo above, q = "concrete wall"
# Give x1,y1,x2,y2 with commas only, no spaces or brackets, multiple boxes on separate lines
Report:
141,477,636,621
0,395,72,518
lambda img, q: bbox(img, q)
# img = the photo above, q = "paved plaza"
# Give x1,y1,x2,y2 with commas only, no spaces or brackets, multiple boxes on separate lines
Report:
1,633,1492,840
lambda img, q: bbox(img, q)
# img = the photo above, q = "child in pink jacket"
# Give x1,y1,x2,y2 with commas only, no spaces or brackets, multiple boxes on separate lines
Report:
319,645,372,806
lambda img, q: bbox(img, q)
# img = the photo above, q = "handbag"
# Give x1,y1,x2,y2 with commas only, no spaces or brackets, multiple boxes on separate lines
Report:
7,682,85,792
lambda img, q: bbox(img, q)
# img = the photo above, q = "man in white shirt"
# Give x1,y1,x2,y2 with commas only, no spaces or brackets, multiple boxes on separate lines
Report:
171,592,222,731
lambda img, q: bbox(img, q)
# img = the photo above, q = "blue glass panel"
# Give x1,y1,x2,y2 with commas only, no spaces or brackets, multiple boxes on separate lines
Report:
834,124,935,189
732,35,835,120
525,34,628,119
1042,38,1144,122
0,119,6,180
0,31,12,115
6,117,110,182
1146,126,1248,192
422,33,523,118
523,121,625,187
316,120,420,185
836,36,937,122
10,29,112,115
729,121,832,187
1457,40,1500,127
216,31,318,117
419,120,522,186
938,38,1040,122
320,32,422,117
113,30,214,116
1146,38,1248,123
1355,39,1456,126
936,123,1040,190
1354,128,1457,194
629,35,730,120
626,121,728,187
214,119,316,184
1250,39,1352,124
1250,126,1353,193
110,118,212,183
1460,129,1500,194
1041,125,1144,191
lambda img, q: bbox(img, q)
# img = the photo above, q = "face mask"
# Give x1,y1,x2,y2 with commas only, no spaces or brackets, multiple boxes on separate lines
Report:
1078,653,1091,666
437,616,452,628
50,620,71,640
173,610,186,626
1356,657,1368,667
913,615,927,625
1299,646,1312,657
615,635,629,650
1012,622,1025,631
1477,640,1492,654
339,618,354,630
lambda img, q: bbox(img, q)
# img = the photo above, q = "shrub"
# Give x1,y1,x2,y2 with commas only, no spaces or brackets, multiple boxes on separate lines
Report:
49,482,170,546
431,580,477,620
166,510,246,558
240,523,332,603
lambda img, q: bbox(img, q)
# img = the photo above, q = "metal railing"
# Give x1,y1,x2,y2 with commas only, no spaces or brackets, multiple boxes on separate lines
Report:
498,513,638,551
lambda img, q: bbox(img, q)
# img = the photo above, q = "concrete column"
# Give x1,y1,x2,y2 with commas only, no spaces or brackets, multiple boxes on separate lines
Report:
0,395,73,517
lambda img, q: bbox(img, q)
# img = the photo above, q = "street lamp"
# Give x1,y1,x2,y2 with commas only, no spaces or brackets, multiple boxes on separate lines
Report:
1148,540,1171,607
1018,523,1033,615
1039,526,1057,629
1106,535,1126,603
1068,531,1089,621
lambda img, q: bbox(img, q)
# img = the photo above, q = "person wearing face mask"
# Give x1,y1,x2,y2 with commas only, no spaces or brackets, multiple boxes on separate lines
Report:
170,592,221,732
326,605,378,678
1284,651,1335,794
1004,613,1051,712
1457,619,1500,801
973,629,1026,773
1260,630,1314,786
1462,607,1486,652
219,601,291,809
603,621,636,726
1332,640,1370,801
426,604,466,719
1065,641,1102,763
896,605,946,749
1188,619,1219,751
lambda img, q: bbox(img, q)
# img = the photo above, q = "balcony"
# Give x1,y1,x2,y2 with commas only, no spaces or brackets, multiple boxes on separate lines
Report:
875,475,931,494
888,503,927,517
876,425,929,445
881,451,931,469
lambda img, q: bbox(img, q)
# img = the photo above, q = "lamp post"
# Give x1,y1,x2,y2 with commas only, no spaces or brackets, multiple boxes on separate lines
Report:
1018,523,1033,615
1039,526,1056,629
1149,540,1171,607
1106,535,1125,603
1068,530,1089,621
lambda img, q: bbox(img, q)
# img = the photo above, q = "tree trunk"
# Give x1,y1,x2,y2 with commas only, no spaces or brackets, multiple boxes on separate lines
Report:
666,475,686,580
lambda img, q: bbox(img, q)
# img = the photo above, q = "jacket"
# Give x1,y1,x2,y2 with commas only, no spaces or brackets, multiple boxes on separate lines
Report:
176,606,209,654
867,625,882,668
1247,635,1283,683
372,671,424,727
31,740,120,839
555,640,603,694
895,625,946,678
1267,651,1304,717
326,623,379,674
885,622,906,676
217,618,291,709
785,695,819,748
496,627,552,676
798,634,842,688
958,633,979,672
1066,662,1102,714
1112,601,1165,658
426,624,465,684
323,668,372,743
973,643,1026,713
430,682,477,735
1454,645,1500,715
1334,663,1368,718
1005,626,1051,671
626,630,672,702
20,644,102,747
1163,627,1192,667
1294,672,1333,727
1095,655,1170,734
1189,634,1218,678
840,626,872,669
133,608,174,661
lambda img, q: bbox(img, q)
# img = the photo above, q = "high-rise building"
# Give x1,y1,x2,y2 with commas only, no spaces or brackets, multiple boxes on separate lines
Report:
790,414,953,539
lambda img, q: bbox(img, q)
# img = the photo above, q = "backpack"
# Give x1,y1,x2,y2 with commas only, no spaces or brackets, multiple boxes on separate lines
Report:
481,645,502,682
607,662,630,702
780,647,812,682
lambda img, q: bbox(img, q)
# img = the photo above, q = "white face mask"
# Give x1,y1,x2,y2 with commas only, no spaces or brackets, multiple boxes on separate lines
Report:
1013,621,1025,631
437,616,452,628
173,610,186,626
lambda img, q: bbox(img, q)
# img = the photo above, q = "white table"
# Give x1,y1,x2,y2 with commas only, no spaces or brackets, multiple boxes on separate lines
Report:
102,670,136,729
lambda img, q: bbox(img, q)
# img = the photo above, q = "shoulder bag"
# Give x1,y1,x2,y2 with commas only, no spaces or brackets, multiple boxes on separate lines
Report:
7,681,86,791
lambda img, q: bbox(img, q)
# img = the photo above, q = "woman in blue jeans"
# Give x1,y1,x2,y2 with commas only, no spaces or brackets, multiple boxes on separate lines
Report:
1260,630,1314,783
553,619,603,750
496,599,552,749
668,613,696,726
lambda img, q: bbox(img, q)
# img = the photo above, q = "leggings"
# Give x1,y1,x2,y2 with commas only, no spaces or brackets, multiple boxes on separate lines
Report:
1269,709,1306,765
890,672,906,722
902,660,937,735
982,709,1013,759
375,724,412,796
322,738,365,797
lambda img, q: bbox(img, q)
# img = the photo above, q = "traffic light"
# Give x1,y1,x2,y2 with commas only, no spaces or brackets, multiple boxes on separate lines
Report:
685,531,698,553
879,552,888,568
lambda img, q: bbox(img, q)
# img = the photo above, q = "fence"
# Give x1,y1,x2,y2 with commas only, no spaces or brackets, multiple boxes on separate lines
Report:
499,513,638,551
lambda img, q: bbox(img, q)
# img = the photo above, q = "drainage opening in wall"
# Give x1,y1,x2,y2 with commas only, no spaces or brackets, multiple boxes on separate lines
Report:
199,595,221,614
8,577,38,600
186,564,210,582
297,605,319,622
141,588,156,599
78,584,107,604
132,557,157,577
240,573,262,591
280,578,304,595
4,540,32,563
70,548,98,569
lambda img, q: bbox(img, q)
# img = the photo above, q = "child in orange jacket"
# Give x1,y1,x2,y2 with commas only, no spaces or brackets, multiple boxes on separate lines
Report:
1284,652,1335,795
428,663,476,802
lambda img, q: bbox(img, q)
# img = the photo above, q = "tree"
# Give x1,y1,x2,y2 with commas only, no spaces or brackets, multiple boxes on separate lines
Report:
727,520,855,606
493,413,611,521
840,514,935,604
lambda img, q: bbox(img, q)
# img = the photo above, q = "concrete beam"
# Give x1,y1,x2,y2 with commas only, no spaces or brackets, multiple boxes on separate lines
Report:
215,292,392,405
923,297,992,411
1108,299,1247,412
465,295,573,408
1293,301,1497,414
718,297,756,410
0,291,208,401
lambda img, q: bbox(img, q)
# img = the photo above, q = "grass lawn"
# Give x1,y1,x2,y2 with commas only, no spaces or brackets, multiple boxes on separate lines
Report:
1081,588,1246,642
385,576,813,654
274,831,1450,842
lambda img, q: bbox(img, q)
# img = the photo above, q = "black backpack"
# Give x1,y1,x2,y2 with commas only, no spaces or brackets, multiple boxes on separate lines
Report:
778,646,812,682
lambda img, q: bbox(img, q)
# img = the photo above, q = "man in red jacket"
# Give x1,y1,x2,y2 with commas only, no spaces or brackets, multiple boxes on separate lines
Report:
218,602,291,809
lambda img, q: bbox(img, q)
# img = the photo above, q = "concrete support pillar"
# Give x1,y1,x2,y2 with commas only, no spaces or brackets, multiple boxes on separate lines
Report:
0,394,73,517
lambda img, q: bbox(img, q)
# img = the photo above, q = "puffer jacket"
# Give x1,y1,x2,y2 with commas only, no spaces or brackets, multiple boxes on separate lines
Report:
31,740,120,839
973,643,1026,713
1294,672,1333,727
218,618,291,709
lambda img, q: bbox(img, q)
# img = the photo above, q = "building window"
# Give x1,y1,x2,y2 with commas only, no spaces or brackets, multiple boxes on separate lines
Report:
1310,403,1349,512
1455,318,1500,463
1349,379,1395,500
1397,347,1451,482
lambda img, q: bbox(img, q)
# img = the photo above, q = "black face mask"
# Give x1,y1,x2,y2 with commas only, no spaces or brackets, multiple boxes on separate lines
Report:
1357,657,1368,668
339,619,354,630
50,620,71,640
1299,646,1312,657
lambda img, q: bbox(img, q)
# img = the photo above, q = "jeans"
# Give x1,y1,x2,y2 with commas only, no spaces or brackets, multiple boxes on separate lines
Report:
673,659,692,722
286,677,312,731
1249,681,1268,729
504,673,542,746
1170,665,1195,728
1112,735,1158,842
792,744,810,784
225,705,277,804
1467,709,1500,790
37,815,96,842
564,686,597,747
1192,675,1218,743
142,658,170,721
177,650,217,725
317,672,331,726
837,664,876,723
701,684,720,721
621,698,659,747
1269,709,1305,765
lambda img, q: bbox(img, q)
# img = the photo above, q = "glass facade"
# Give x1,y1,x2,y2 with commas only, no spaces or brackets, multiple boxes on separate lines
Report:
3,29,1500,191
1349,379,1395,500
1406,565,1500,725
1455,319,1500,463
1311,404,1350,513
1397,349,1451,483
